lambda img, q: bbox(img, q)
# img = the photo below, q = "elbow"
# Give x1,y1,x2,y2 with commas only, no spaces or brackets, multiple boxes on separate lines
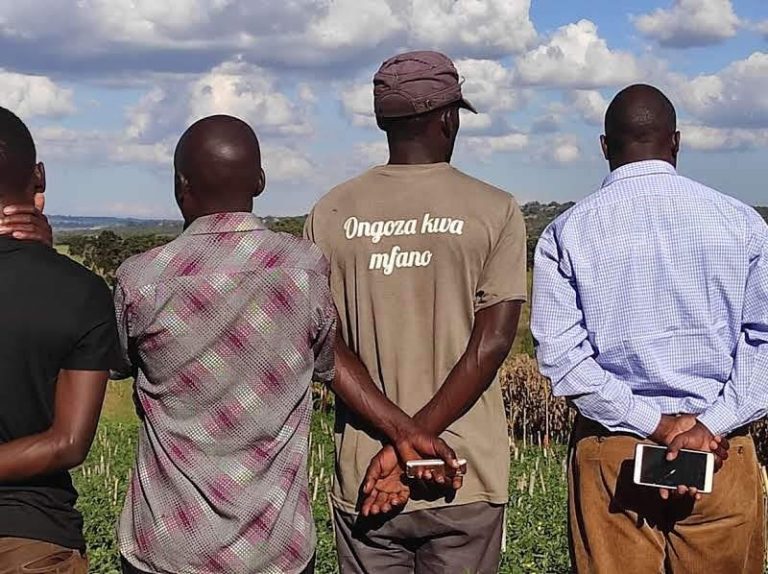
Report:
54,435,90,469
480,331,516,367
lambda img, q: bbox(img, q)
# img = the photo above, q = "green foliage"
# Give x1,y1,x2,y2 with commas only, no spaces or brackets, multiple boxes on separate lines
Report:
66,232,174,284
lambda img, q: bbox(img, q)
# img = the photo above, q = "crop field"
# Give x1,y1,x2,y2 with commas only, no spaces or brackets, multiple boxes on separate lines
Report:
75,386,571,574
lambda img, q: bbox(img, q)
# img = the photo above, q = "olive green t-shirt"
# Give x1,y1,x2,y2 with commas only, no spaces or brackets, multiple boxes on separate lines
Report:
305,163,527,513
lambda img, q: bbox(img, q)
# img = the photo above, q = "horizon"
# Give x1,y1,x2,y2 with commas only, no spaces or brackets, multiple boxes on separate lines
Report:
1,1,767,218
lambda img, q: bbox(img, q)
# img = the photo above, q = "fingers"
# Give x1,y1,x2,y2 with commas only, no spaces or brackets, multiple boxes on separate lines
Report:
660,488,669,500
434,439,460,469
3,205,39,216
666,434,686,461
362,459,383,495
34,193,45,213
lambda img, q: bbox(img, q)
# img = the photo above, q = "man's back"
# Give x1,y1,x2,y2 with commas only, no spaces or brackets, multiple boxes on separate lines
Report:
307,163,527,513
115,212,335,574
0,238,116,550
535,159,768,431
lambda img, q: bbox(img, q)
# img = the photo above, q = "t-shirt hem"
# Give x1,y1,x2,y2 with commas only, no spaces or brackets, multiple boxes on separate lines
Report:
330,492,509,516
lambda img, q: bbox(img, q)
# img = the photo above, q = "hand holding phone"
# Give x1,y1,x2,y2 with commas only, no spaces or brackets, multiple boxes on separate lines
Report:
405,458,468,480
633,444,714,494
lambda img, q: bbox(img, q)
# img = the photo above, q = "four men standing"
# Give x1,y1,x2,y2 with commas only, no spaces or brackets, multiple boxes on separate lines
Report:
0,51,766,574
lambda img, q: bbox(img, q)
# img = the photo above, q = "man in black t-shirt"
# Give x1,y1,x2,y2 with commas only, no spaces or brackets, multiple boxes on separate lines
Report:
0,107,118,573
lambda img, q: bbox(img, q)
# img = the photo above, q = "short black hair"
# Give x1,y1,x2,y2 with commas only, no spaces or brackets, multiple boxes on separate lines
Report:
604,84,676,152
0,106,36,194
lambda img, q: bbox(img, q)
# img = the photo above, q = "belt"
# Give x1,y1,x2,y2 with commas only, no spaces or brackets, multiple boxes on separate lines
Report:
573,414,751,442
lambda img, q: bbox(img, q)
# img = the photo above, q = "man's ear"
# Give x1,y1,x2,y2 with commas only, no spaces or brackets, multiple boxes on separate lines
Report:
174,171,190,208
33,162,46,195
441,107,459,141
600,135,610,161
254,168,266,198
672,131,681,161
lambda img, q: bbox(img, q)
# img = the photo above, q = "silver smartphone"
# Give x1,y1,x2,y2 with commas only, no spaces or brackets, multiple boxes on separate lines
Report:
405,458,468,479
633,444,714,493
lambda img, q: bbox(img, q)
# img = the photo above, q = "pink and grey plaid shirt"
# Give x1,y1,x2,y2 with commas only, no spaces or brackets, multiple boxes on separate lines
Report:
113,212,336,574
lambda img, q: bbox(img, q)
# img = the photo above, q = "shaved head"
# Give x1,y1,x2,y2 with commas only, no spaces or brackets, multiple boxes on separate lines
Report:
601,84,680,171
174,115,265,223
0,107,38,201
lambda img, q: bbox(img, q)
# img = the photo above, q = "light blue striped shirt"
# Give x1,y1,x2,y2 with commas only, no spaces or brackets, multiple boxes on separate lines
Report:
531,160,768,437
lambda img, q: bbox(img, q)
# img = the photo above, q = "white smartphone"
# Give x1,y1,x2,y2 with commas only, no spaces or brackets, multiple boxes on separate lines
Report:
633,444,714,494
405,459,468,479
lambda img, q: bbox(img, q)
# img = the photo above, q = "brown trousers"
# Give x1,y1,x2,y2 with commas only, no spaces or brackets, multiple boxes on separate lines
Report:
0,538,87,574
334,502,505,574
568,418,766,574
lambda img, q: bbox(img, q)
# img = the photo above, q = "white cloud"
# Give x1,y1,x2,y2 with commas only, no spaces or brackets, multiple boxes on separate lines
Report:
354,140,389,166
0,70,74,118
674,52,768,129
307,0,403,51
261,145,315,183
516,20,641,89
464,132,529,158
534,134,582,164
632,0,741,48
188,60,312,136
455,59,522,113
681,123,768,151
568,90,608,126
755,20,768,38
407,0,536,56
340,83,375,128
0,0,535,74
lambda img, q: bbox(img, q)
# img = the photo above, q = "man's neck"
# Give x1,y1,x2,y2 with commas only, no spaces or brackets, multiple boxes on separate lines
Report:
183,205,254,230
387,142,447,166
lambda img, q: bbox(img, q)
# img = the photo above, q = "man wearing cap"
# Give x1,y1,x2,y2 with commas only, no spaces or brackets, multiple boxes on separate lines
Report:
305,51,527,573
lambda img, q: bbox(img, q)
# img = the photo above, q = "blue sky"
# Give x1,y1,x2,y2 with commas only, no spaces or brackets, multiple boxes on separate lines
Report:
0,0,765,218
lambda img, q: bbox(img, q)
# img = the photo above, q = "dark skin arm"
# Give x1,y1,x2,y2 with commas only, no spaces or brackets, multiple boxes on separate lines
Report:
362,301,522,515
414,301,522,435
332,331,459,466
0,194,52,247
0,369,108,482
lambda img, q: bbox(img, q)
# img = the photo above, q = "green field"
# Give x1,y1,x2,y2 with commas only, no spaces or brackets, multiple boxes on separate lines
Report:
77,384,570,574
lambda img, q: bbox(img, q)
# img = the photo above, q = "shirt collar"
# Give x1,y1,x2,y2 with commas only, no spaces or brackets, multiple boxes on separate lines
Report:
601,160,677,189
184,212,265,236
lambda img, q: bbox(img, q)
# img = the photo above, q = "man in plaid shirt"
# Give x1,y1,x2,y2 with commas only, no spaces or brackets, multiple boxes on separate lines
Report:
112,115,337,574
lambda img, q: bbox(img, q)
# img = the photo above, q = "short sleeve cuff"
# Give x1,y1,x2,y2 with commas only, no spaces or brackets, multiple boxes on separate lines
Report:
698,402,738,437
624,399,663,438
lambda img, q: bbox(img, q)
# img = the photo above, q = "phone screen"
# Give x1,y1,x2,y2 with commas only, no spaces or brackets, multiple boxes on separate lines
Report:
639,446,708,489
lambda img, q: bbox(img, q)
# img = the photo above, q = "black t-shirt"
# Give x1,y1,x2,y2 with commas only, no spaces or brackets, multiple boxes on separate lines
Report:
0,238,118,550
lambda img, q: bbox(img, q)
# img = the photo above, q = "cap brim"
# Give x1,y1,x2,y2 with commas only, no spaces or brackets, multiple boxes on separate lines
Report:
458,97,478,114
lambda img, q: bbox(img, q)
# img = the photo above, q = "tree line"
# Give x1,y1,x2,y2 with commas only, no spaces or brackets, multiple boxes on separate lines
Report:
61,204,768,282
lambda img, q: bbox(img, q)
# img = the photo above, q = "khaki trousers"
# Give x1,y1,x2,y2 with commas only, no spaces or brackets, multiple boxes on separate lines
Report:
0,538,87,574
568,417,766,574
334,502,505,574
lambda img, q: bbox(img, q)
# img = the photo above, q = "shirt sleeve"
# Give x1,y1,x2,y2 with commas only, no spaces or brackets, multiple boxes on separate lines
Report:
474,198,528,311
303,208,316,243
61,278,120,372
698,228,768,436
110,279,135,380
310,270,337,385
531,225,662,438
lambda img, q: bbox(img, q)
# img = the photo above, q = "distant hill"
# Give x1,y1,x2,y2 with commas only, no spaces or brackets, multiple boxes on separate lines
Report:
53,204,768,241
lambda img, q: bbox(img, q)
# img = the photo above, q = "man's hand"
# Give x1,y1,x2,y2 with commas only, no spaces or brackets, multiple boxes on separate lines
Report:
659,421,730,501
392,427,461,484
361,446,410,517
0,194,52,246
649,414,697,446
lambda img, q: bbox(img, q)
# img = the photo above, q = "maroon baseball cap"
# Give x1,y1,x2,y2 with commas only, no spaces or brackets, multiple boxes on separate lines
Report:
373,50,477,119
